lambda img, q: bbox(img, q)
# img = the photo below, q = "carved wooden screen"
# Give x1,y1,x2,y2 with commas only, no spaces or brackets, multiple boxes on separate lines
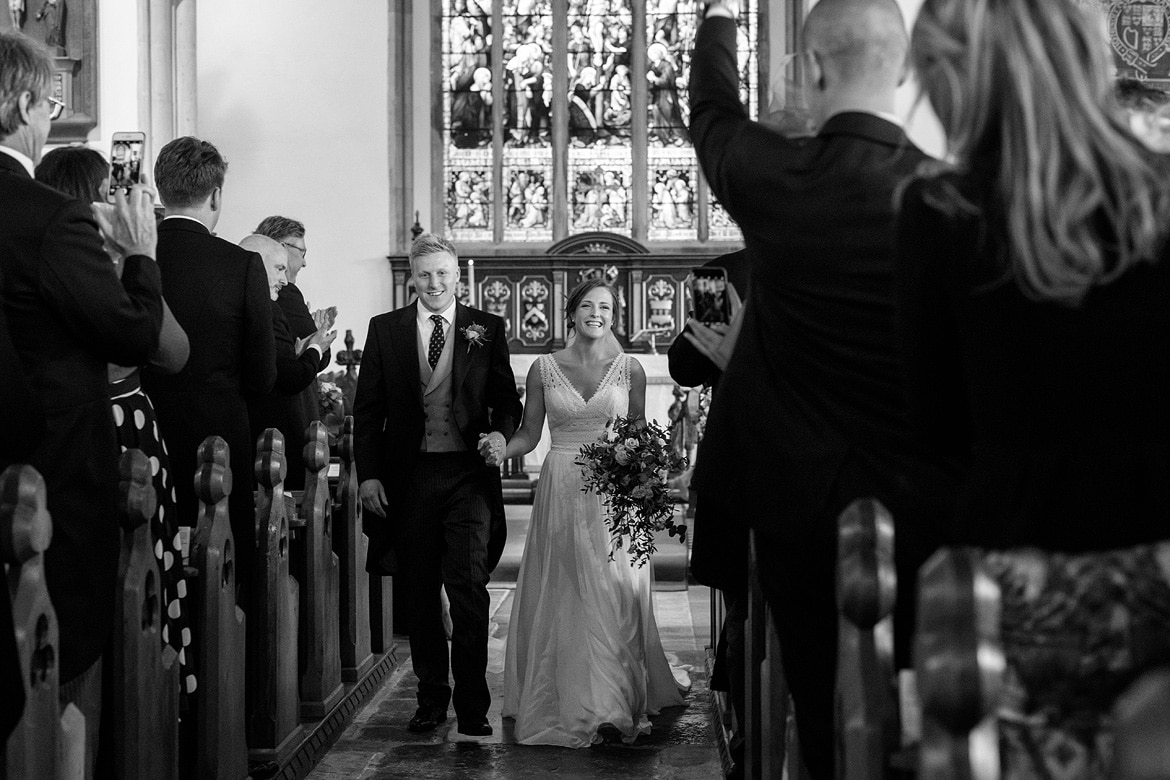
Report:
439,0,763,248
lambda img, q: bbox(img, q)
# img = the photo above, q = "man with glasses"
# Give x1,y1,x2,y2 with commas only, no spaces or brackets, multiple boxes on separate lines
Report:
0,31,164,775
254,215,336,489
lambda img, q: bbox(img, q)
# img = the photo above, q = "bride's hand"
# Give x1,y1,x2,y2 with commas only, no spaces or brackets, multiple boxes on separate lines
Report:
478,431,506,467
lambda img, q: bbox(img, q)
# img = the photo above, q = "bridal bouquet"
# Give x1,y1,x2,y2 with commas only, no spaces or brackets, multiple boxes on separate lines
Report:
576,416,688,568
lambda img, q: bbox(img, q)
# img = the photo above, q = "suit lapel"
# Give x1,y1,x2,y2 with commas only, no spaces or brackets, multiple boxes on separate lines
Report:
451,304,472,401
392,304,422,405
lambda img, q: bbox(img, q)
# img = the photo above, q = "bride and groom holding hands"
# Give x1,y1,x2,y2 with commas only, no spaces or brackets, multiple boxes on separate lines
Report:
353,233,686,746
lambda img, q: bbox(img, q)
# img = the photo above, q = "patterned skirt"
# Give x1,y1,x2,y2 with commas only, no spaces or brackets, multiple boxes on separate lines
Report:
985,541,1170,778
110,372,196,704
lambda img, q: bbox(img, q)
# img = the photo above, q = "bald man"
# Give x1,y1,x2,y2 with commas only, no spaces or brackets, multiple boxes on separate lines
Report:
240,234,336,484
688,1,961,774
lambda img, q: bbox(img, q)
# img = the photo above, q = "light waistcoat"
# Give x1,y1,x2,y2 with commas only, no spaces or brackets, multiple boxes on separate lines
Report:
416,320,466,452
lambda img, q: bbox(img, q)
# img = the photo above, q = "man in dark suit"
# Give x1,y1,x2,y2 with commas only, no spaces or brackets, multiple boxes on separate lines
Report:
241,233,336,471
0,31,164,769
689,2,960,774
253,215,334,489
667,248,749,774
354,233,522,742
143,136,276,604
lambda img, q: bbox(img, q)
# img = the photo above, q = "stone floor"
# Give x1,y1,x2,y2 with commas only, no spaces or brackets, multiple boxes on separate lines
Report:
307,579,722,780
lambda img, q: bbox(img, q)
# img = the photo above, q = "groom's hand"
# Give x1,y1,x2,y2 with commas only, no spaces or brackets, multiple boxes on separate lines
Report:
478,431,506,467
359,478,389,518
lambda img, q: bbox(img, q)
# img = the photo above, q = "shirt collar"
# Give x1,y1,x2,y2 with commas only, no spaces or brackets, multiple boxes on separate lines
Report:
826,108,904,128
416,298,458,331
161,214,210,230
0,145,36,177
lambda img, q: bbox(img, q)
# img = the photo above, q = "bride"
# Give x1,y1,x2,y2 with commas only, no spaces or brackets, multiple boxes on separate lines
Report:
481,278,687,747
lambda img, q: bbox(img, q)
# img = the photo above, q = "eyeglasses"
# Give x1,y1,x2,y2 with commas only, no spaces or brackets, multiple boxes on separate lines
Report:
280,240,307,259
46,95,65,121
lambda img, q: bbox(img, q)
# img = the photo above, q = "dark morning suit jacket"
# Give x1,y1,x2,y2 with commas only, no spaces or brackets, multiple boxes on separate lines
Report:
143,218,275,584
248,299,326,488
353,302,522,575
666,249,750,593
688,17,961,556
0,152,163,682
272,283,329,489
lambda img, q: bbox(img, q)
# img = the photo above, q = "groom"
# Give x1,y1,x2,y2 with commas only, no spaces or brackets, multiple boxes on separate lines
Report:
354,233,522,741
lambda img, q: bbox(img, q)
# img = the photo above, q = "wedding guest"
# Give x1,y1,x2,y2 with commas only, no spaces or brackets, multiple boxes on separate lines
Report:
35,144,200,716
253,215,335,488
688,1,961,774
144,136,275,604
899,0,1170,765
667,248,749,775
241,233,336,464
0,31,163,776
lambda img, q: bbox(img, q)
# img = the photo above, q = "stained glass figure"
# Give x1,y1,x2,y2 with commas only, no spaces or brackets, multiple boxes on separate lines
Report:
444,0,493,150
649,163,697,240
571,160,631,233
447,164,493,242
504,159,554,242
503,0,554,148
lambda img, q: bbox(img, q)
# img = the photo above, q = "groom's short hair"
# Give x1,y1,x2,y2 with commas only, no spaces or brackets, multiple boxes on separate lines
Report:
409,233,458,266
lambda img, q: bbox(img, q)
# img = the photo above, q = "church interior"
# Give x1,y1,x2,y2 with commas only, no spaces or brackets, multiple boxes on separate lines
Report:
4,0,1170,778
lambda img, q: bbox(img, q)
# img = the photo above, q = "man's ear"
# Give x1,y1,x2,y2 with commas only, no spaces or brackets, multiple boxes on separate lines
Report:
16,91,34,124
209,186,222,212
807,52,825,92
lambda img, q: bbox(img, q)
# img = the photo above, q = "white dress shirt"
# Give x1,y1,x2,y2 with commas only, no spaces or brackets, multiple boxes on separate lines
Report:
416,298,457,343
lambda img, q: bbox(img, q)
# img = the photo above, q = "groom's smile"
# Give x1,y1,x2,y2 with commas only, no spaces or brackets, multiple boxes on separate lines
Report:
411,249,461,313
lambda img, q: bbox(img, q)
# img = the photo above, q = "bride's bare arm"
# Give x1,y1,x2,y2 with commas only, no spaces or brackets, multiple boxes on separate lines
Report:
628,357,647,425
501,360,547,460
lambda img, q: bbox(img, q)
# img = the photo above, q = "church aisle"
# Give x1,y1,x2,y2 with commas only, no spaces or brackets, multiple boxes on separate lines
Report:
307,586,722,779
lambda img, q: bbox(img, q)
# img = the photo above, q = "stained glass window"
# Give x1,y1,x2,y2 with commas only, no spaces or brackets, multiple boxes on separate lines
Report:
440,0,762,246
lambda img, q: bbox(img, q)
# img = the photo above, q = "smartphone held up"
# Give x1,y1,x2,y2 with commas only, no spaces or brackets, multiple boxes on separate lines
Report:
108,131,146,201
690,266,732,325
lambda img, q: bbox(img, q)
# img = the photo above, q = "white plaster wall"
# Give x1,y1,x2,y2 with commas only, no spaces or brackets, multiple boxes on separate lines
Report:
89,1,140,155
194,0,392,350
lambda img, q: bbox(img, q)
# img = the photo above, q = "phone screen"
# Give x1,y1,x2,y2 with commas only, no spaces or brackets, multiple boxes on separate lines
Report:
108,134,145,198
691,267,730,325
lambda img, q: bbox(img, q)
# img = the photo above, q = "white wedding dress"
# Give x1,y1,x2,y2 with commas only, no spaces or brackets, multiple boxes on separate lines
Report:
502,353,687,747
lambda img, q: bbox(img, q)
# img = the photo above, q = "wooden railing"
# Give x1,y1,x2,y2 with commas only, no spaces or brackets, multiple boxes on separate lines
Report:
3,415,399,779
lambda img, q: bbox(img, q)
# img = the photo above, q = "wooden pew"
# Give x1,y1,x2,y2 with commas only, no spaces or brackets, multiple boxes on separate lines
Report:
835,499,899,780
2,463,67,779
915,548,1003,780
247,429,304,764
191,436,249,780
333,417,373,680
294,421,343,717
110,449,179,778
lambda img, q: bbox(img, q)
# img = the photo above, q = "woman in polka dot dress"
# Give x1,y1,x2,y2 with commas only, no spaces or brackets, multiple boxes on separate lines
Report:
36,147,199,715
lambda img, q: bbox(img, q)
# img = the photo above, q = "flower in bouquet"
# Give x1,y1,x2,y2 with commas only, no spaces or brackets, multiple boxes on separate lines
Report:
576,415,688,568
318,379,346,426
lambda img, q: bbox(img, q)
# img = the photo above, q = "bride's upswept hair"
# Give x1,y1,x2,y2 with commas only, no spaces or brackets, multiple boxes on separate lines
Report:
911,0,1170,305
564,278,622,329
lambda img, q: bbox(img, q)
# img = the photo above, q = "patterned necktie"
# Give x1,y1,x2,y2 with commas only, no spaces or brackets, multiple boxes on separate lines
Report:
428,314,446,368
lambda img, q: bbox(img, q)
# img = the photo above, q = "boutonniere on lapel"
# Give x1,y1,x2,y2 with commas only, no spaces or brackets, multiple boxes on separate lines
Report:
459,322,491,353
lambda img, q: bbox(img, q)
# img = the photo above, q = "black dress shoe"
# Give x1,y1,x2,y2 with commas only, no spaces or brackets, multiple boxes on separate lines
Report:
407,707,448,732
446,719,493,742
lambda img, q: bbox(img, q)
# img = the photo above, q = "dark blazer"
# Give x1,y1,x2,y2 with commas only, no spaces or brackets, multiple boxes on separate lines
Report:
354,302,522,574
666,249,749,593
143,218,275,584
274,283,329,488
896,174,1170,552
688,17,960,545
0,153,163,682
248,300,324,488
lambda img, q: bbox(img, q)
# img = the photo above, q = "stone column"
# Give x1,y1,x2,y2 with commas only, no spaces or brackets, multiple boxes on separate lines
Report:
175,0,198,136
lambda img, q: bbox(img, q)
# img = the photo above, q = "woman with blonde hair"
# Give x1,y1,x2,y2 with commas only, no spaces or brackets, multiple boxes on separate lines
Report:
896,0,1170,771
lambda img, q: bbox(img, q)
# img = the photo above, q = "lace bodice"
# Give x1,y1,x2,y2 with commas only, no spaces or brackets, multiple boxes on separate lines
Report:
539,353,630,454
